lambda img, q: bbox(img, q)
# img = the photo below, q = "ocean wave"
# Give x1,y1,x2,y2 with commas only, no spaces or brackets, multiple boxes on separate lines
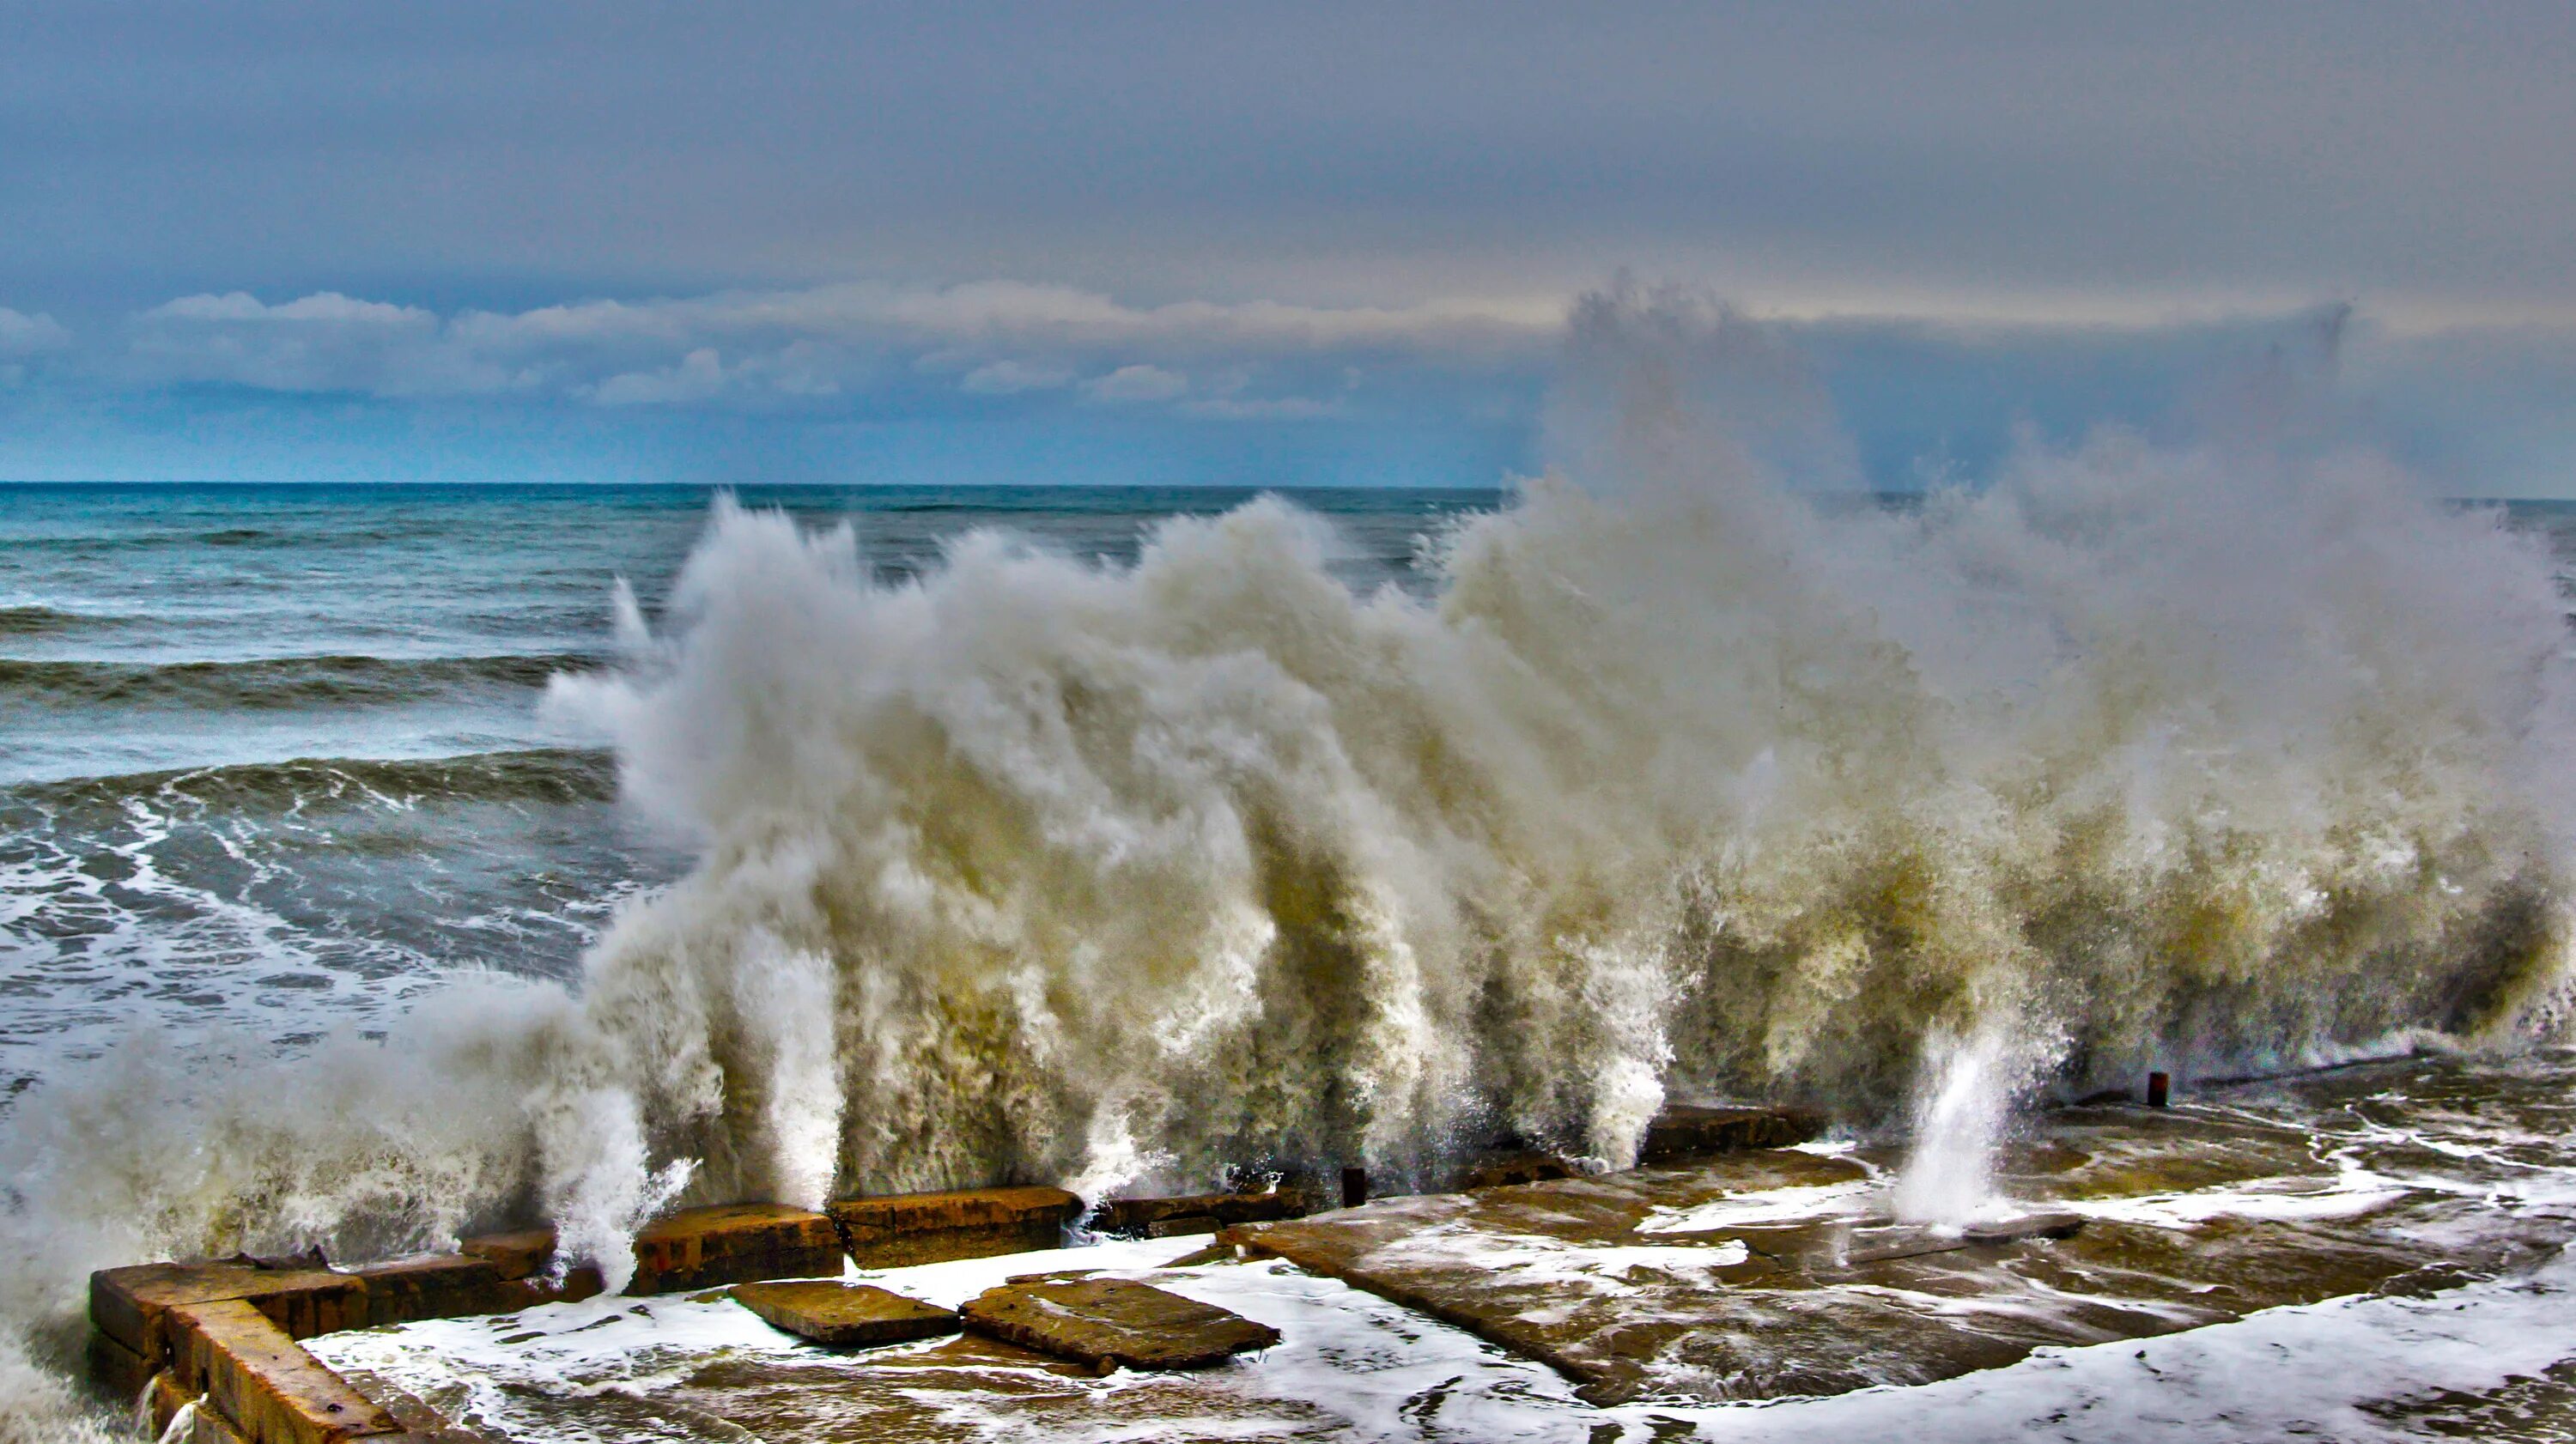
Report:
1,747,617,812
0,604,119,638
0,651,601,710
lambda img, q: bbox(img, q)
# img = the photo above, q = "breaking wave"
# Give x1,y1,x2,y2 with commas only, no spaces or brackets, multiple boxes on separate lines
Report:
0,605,116,639
0,749,617,831
0,652,598,712
4,288,2575,1430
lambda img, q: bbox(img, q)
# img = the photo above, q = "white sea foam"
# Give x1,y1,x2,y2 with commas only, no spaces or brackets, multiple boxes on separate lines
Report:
6,287,2576,1432
1637,1180,1878,1233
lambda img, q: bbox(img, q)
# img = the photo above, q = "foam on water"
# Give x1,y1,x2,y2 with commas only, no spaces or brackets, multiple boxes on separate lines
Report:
6,289,2576,1435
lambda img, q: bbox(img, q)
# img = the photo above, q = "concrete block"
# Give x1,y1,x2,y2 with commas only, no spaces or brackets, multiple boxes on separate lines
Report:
629,1203,844,1294
353,1256,514,1327
188,1404,252,1444
85,1326,155,1401
730,1280,961,1347
829,1186,1080,1268
147,1368,193,1437
455,1229,556,1282
961,1277,1279,1373
92,1262,365,1367
1455,1151,1578,1190
1637,1105,1826,1162
1091,1188,1306,1239
1961,1211,2086,1246
166,1297,399,1444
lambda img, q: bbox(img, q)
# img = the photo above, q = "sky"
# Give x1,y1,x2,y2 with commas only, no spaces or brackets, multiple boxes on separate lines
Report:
3,2,2574,492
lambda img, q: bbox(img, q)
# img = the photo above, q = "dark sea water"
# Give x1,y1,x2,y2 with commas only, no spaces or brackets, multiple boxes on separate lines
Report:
0,482,1501,1103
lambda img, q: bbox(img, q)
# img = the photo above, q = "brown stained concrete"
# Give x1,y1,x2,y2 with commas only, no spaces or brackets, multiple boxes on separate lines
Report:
326,1331,1358,1444
87,1326,155,1402
352,1258,516,1329
1091,1188,1309,1239
830,1186,1081,1267
1637,1102,1828,1162
122,1059,2576,1439
630,1204,845,1294
454,1231,556,1282
1224,1058,2576,1405
960,1277,1280,1373
732,1280,963,1347
167,1297,405,1444
94,1262,367,1364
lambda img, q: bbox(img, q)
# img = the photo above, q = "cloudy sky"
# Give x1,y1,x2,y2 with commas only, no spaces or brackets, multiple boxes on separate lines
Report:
4,2,2574,491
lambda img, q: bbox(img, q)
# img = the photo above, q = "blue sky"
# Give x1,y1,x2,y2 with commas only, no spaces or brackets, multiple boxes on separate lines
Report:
4,3,2575,492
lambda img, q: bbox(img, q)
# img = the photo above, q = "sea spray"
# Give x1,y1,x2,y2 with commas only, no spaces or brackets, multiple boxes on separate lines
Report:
1892,1025,2018,1229
3,288,2574,1434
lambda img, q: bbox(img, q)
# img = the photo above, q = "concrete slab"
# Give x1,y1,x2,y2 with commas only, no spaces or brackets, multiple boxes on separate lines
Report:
92,1261,367,1381
455,1231,556,1282
355,1256,516,1327
1226,1070,2576,1405
631,1203,846,1293
1637,1102,1826,1162
167,1296,402,1444
86,1326,155,1401
960,1277,1280,1373
1090,1188,1306,1239
829,1186,1079,1268
731,1281,962,1348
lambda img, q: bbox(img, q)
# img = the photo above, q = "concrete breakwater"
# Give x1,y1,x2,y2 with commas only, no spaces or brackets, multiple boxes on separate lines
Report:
90,1105,1823,1443
97,1058,2576,1443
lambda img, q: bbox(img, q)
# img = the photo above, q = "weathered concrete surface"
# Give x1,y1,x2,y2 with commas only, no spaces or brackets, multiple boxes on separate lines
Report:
960,1277,1279,1373
1961,1210,2086,1246
1226,1064,2576,1405
830,1187,1080,1268
187,1404,254,1444
87,1326,155,1401
355,1256,517,1327
92,1261,367,1377
455,1230,556,1282
1637,1102,1826,1162
167,1296,402,1444
732,1281,962,1347
1452,1150,1578,1191
1091,1188,1307,1240
325,1321,1352,1444
630,1203,845,1293
147,1368,192,1435
454,1230,605,1307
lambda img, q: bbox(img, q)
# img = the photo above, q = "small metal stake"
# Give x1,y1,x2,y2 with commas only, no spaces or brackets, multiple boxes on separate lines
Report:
2147,1071,2171,1108
1340,1166,1370,1208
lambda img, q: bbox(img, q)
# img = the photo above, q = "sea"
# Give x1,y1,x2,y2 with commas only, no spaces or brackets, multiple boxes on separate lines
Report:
0,482,1499,1104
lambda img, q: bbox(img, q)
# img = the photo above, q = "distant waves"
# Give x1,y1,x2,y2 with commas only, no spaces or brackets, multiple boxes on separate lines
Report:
0,651,605,712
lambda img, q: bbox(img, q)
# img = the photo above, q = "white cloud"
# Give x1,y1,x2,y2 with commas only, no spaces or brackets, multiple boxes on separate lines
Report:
959,358,1073,394
144,291,431,326
1083,363,1188,403
127,290,517,395
1179,394,1342,420
0,307,72,357
590,348,728,406
107,280,1558,406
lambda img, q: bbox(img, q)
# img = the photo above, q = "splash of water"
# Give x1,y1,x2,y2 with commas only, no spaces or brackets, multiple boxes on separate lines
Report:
1892,1026,2018,1229
5,287,2575,1432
